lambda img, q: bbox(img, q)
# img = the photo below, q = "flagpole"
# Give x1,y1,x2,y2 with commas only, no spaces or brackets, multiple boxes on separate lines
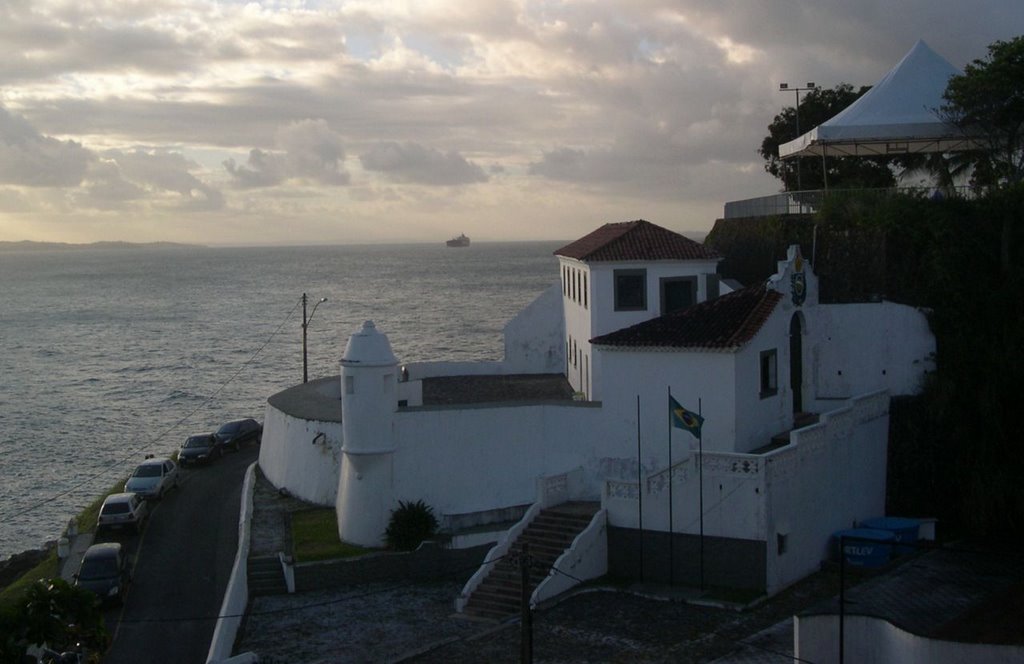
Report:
636,395,644,583
667,386,674,586
698,397,705,592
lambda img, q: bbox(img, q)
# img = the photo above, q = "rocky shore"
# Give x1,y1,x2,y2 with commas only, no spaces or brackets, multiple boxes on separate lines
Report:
0,542,56,592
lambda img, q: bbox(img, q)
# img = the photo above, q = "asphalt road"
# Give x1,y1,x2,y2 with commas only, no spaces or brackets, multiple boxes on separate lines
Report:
100,443,258,664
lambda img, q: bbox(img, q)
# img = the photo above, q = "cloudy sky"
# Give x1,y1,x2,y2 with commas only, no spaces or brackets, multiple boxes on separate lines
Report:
1,1,1020,245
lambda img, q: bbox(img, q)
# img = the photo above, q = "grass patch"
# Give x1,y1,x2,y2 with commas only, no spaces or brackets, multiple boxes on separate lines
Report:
291,509,371,562
0,551,59,613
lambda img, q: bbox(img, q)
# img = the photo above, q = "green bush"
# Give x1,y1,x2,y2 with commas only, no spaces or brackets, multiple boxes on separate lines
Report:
385,500,439,551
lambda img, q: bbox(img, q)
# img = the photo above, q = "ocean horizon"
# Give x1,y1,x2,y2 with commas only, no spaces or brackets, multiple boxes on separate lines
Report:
0,240,564,560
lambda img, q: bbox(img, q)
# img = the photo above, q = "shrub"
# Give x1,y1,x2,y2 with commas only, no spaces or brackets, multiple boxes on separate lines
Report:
385,500,438,551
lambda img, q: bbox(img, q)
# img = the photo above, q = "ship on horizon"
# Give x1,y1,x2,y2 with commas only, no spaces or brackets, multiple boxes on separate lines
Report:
446,233,470,247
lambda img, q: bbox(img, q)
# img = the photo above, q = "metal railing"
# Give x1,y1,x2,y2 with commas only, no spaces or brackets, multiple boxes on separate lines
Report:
723,186,977,219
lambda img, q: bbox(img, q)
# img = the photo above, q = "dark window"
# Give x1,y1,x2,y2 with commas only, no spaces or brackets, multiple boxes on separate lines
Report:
614,269,647,311
707,273,720,299
760,349,778,398
660,277,697,314
583,272,588,309
777,532,788,555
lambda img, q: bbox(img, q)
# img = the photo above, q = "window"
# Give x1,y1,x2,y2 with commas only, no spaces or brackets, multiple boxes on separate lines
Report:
760,349,778,398
660,276,697,314
345,375,355,395
777,532,788,555
706,273,720,300
583,272,588,309
614,269,647,311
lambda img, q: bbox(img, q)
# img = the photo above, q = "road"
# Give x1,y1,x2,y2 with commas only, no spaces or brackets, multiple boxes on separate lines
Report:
100,443,258,664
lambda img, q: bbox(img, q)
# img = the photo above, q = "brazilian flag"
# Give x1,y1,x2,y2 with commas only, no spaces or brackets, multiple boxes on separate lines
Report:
670,395,703,439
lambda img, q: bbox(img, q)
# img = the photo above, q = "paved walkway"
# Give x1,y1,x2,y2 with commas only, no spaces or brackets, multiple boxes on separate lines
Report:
249,466,311,558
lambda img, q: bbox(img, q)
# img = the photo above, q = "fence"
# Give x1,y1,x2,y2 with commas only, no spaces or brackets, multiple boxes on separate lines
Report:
723,186,977,219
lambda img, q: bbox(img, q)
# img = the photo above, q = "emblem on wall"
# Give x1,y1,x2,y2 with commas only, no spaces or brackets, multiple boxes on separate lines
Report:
790,248,807,306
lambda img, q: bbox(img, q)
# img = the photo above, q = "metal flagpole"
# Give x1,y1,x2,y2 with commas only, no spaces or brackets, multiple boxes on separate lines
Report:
636,395,644,582
698,397,705,591
668,387,674,586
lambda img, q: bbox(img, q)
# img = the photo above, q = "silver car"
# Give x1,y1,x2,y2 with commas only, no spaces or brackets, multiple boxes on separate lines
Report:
97,492,149,534
124,457,179,500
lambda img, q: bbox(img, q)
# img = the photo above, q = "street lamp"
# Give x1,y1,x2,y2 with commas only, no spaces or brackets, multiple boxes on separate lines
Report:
302,292,328,383
779,82,816,192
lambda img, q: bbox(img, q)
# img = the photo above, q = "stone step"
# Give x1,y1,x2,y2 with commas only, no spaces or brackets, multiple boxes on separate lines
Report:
461,501,599,620
248,556,286,596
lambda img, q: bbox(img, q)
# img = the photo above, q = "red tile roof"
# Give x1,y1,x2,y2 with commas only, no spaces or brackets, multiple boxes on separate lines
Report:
554,219,721,262
590,284,782,350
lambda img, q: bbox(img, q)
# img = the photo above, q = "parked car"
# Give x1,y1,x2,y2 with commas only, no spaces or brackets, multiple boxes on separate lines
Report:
74,542,130,605
178,433,222,466
214,418,263,451
96,493,149,534
124,457,179,500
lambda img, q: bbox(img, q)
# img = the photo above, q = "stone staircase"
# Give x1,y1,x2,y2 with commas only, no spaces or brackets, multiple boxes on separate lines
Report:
462,501,600,620
248,555,287,596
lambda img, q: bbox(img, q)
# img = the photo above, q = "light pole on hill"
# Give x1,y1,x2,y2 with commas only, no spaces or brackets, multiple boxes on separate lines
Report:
302,293,328,383
779,82,816,193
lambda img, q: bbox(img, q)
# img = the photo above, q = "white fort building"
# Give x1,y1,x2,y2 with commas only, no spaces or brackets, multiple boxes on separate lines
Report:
258,219,935,604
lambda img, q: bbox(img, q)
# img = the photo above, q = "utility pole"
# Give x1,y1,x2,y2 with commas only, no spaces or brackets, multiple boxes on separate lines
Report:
301,292,328,383
779,82,816,194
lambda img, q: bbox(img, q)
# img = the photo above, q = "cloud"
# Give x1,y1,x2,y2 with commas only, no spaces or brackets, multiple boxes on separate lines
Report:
0,107,91,187
360,141,488,185
225,119,350,187
1,0,1023,243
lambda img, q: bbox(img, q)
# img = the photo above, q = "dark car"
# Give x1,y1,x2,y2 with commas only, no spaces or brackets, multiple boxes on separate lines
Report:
214,418,262,452
178,433,222,466
74,542,130,605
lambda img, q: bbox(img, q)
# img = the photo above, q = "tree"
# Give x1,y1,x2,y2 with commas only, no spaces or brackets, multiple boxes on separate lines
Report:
941,35,1024,187
760,83,897,191
18,578,108,656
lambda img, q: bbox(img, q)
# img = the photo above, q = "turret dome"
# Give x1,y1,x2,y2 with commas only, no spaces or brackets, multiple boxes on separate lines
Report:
341,320,398,367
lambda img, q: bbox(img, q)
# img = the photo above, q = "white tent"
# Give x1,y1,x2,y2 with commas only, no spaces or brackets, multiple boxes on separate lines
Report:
779,40,982,159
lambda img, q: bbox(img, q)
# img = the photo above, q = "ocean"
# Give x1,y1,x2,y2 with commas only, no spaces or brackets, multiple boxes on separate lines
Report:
0,241,562,561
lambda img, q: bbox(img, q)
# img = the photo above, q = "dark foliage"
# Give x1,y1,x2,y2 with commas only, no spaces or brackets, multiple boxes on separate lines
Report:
941,35,1024,187
385,500,439,551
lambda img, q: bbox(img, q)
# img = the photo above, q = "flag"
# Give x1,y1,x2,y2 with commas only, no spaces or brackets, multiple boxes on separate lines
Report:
669,395,703,439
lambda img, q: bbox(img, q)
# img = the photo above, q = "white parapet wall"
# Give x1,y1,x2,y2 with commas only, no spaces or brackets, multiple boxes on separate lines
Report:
259,405,342,506
796,614,1024,664
206,462,256,664
602,391,890,593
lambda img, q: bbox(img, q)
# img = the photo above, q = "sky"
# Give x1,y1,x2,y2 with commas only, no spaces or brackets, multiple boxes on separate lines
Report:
0,1,1021,246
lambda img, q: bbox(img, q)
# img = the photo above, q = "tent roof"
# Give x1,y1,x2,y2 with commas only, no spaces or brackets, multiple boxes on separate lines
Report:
779,40,981,159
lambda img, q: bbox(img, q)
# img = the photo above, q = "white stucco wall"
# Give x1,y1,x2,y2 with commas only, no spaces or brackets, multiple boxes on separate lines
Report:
796,613,1024,664
595,348,738,458
383,403,610,520
587,260,720,338
764,391,889,593
813,302,935,400
733,310,796,453
259,404,342,506
503,282,565,374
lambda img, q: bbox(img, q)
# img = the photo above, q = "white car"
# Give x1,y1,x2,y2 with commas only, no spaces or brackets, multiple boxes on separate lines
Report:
97,493,149,534
124,457,179,500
